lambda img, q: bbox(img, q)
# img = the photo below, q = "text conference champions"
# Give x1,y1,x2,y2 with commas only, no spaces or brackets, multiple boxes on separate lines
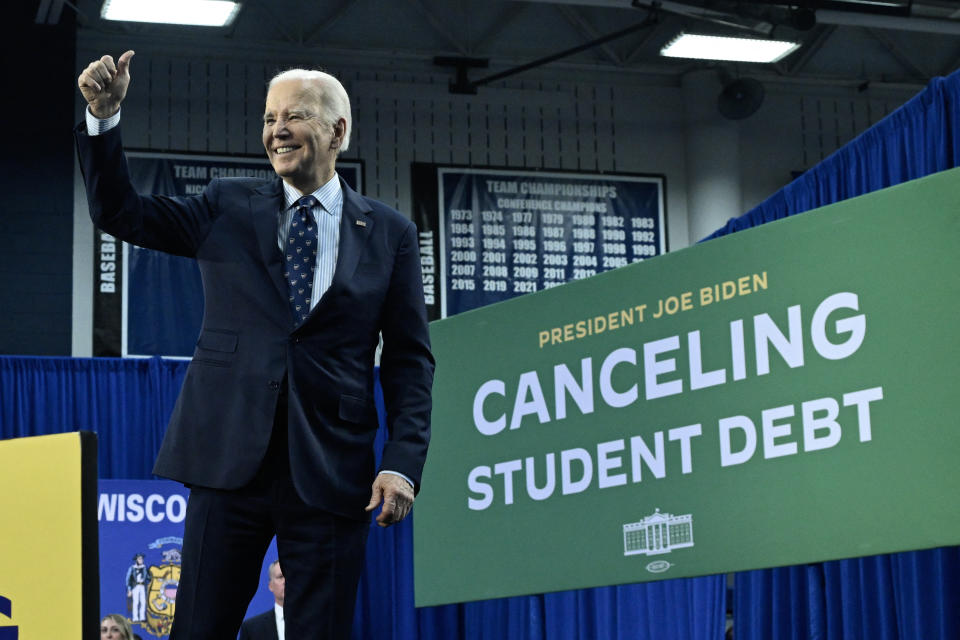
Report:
466,290,883,511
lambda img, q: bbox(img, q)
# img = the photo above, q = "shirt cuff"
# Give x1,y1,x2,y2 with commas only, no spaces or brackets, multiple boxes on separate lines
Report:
378,470,414,489
85,106,120,136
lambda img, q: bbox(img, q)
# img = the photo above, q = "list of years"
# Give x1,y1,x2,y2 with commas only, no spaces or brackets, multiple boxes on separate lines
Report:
446,208,660,296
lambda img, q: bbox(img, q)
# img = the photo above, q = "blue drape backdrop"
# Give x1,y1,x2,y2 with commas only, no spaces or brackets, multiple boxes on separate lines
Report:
705,69,960,640
4,69,960,640
0,356,724,640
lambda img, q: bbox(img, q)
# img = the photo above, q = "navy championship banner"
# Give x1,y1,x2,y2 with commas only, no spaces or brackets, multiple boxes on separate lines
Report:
411,164,666,319
98,480,279,638
92,155,363,357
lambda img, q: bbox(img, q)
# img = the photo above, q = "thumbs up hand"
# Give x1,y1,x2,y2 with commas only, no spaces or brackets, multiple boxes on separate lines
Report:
78,50,135,119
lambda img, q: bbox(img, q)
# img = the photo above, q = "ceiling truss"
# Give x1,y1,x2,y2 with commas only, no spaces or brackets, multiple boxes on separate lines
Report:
55,0,959,91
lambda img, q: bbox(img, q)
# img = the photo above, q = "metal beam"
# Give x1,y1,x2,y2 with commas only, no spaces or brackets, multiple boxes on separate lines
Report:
816,8,960,35
404,0,468,55
940,46,960,76
781,24,837,76
632,0,773,34
623,17,665,64
865,27,930,80
303,0,361,45
59,0,91,24
48,0,66,24
245,3,298,45
558,6,623,65
517,0,960,36
471,3,528,52
468,15,655,90
35,0,52,23
75,24,929,93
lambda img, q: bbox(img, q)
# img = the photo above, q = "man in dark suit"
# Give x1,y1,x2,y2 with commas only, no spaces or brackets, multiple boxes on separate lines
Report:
238,561,285,640
77,51,434,639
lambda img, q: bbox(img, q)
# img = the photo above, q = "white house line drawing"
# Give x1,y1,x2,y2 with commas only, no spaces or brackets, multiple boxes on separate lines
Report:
623,508,694,556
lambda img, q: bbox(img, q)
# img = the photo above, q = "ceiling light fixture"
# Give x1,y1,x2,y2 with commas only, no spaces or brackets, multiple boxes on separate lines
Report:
101,0,242,27
661,34,800,63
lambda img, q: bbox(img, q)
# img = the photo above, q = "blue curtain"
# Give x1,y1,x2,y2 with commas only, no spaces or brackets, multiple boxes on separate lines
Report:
706,69,960,640
0,355,187,479
0,355,724,640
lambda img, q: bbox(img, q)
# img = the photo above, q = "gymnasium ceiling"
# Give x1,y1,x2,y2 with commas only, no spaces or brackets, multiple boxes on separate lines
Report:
41,0,960,91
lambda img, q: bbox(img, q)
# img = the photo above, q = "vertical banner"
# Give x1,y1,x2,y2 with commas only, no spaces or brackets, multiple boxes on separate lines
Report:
413,167,960,606
98,480,279,639
411,164,666,319
94,231,123,356
91,156,363,357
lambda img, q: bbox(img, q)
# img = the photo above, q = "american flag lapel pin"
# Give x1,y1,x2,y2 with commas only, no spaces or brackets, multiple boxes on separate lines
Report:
356,219,367,227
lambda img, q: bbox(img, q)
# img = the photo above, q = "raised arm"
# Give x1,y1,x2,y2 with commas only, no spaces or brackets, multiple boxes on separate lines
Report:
75,49,216,258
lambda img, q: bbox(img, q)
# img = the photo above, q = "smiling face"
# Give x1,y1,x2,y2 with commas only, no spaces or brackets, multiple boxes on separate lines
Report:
262,78,345,194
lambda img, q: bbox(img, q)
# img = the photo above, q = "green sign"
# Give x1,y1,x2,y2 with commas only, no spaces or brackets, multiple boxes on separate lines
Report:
413,167,960,607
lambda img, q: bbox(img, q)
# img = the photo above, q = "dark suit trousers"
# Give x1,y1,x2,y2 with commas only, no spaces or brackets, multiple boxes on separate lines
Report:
171,387,370,640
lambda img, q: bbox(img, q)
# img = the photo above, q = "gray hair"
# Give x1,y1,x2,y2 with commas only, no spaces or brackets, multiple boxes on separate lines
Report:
268,69,352,154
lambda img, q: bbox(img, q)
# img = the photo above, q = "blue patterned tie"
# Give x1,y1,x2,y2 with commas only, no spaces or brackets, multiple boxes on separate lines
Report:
285,195,320,324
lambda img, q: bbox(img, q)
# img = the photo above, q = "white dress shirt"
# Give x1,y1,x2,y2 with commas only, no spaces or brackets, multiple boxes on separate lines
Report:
274,603,284,640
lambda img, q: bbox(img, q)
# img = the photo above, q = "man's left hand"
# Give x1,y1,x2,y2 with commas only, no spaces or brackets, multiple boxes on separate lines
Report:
365,473,414,528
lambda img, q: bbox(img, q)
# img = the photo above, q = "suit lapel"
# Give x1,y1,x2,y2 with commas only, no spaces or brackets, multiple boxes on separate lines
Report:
316,178,374,307
250,178,290,308
271,608,281,640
